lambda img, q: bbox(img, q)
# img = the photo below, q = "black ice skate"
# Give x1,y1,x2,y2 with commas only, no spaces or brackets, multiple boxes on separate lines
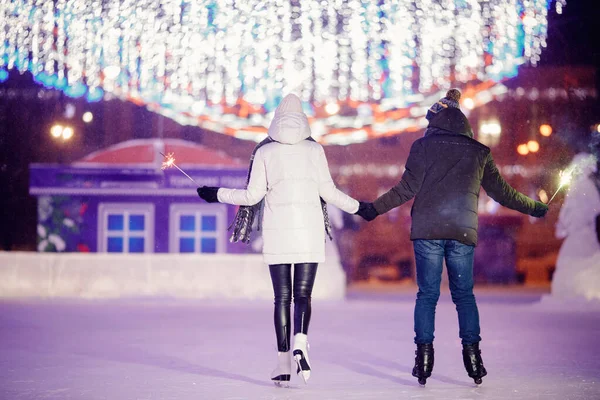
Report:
462,342,487,384
412,343,434,385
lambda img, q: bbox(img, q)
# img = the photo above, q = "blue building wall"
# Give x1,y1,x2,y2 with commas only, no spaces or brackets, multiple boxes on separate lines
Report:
31,165,256,255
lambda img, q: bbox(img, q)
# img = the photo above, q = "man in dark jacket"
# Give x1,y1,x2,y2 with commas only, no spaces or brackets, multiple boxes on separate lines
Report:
357,94,548,385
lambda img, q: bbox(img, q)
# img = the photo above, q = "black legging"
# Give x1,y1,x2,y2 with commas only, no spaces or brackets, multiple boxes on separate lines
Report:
269,263,318,352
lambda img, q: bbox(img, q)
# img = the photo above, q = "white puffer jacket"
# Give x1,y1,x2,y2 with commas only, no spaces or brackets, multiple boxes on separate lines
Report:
217,96,359,264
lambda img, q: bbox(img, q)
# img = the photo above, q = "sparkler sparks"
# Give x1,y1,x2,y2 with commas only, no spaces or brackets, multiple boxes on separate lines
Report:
558,170,573,188
161,152,176,170
546,155,597,205
159,152,198,186
548,169,573,205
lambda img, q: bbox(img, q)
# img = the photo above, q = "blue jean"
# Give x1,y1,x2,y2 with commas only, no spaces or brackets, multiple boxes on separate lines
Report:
413,239,481,345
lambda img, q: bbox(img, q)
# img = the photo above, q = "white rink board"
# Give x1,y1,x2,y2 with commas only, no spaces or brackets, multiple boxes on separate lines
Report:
0,252,346,299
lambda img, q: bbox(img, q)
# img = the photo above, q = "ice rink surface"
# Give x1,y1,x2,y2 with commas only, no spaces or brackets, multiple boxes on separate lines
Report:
1,286,599,400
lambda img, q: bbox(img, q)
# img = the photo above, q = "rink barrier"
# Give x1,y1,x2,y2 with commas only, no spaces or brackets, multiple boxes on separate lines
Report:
0,252,346,300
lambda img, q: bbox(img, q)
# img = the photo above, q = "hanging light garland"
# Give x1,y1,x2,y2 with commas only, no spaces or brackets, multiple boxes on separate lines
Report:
0,0,566,144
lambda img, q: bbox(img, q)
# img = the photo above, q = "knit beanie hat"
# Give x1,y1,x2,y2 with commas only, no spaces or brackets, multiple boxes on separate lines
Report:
445,89,461,104
426,89,461,121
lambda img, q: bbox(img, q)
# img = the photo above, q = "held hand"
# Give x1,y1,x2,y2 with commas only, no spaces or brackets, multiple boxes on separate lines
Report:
531,201,549,218
197,186,220,203
355,201,379,221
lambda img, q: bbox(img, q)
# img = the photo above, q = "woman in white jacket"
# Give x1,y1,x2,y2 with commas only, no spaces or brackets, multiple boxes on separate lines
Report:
197,94,374,385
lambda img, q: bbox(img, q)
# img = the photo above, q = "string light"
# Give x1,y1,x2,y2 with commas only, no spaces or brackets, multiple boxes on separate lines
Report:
0,1,566,144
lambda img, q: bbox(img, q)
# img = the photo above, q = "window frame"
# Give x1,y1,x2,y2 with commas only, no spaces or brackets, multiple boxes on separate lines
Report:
98,203,155,253
169,203,227,254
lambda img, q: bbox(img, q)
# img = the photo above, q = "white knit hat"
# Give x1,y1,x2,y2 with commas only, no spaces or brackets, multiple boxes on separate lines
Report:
274,94,303,115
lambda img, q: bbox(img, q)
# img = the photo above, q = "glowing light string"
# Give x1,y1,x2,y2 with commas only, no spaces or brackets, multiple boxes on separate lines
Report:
0,1,566,143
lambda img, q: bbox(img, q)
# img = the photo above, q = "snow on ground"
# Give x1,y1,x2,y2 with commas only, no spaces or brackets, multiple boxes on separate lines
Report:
0,286,599,400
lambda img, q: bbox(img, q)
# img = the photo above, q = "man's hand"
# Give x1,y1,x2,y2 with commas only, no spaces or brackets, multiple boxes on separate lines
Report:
531,201,549,218
355,202,379,221
197,186,220,203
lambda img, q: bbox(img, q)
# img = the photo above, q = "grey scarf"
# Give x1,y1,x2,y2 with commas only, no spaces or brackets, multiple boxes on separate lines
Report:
228,137,333,244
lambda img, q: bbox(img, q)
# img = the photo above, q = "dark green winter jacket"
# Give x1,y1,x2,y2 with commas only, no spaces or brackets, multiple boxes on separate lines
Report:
373,108,541,246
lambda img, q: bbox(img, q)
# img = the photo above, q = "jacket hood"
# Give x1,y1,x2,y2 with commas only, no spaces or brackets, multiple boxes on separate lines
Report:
426,108,474,138
267,94,312,144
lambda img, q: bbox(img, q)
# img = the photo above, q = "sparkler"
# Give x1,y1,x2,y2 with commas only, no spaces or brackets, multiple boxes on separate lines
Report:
160,152,199,186
547,170,573,205
546,154,597,205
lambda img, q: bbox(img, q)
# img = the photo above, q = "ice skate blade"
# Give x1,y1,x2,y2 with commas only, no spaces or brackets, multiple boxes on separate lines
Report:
412,369,429,385
474,378,482,385
273,380,290,388
293,353,310,384
271,374,290,382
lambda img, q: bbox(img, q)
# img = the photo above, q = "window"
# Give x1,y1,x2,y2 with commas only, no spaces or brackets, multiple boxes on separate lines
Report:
98,203,154,253
169,204,226,253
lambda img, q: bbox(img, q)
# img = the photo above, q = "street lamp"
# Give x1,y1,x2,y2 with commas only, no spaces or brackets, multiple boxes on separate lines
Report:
62,126,74,140
539,124,552,137
527,140,540,153
50,124,63,138
517,144,529,155
50,123,74,141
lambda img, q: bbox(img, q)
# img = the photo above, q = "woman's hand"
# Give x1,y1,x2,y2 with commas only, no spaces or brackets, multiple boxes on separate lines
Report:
355,202,378,221
197,186,220,203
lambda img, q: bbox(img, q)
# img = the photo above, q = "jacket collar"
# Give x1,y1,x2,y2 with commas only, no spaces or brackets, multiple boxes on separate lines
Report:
424,126,474,139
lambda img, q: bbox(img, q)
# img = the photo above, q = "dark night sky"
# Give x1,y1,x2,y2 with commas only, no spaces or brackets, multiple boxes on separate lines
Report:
540,0,600,68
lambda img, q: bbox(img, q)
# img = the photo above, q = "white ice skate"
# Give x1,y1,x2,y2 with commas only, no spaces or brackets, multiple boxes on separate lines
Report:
293,333,311,383
270,351,291,387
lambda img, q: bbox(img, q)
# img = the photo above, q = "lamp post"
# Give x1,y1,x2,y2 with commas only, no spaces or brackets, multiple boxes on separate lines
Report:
49,123,75,142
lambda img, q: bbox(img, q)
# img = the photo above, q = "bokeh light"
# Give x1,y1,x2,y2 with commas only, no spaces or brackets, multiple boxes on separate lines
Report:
463,98,475,110
517,144,530,155
50,124,63,138
1,1,567,143
527,140,540,153
62,127,74,140
325,103,341,116
82,112,93,123
538,189,548,204
539,124,553,137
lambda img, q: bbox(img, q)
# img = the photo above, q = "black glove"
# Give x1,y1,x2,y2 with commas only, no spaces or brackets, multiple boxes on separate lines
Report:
355,201,379,221
531,201,549,218
197,186,220,203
